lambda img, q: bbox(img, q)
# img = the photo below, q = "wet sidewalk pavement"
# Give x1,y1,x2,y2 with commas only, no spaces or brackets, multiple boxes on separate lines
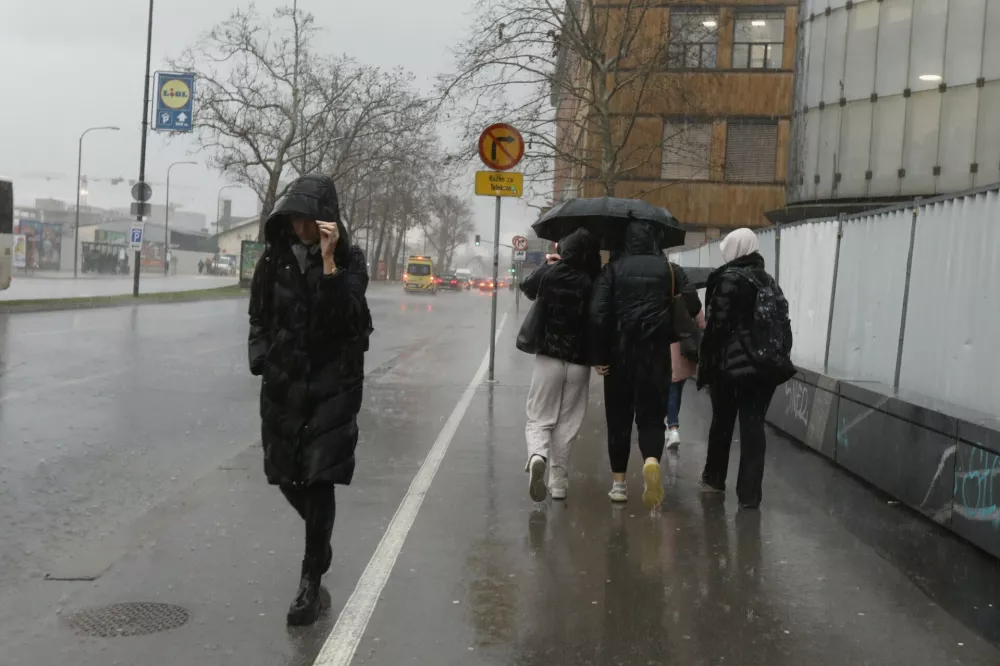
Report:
0,274,236,301
2,299,999,665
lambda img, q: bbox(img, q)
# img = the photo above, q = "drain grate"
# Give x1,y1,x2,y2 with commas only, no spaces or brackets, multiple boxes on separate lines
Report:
66,602,190,637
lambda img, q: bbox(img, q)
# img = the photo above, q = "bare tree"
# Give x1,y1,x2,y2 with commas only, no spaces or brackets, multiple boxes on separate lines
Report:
440,0,719,201
422,192,476,271
174,4,428,239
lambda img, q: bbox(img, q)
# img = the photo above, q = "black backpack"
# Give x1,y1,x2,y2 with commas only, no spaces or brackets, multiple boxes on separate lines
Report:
728,267,795,383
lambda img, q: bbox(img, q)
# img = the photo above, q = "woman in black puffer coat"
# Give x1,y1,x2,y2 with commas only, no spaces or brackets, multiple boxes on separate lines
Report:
590,221,700,509
518,228,600,502
248,174,373,626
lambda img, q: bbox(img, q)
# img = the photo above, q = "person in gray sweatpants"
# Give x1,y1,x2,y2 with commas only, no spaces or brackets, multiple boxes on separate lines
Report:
517,228,601,501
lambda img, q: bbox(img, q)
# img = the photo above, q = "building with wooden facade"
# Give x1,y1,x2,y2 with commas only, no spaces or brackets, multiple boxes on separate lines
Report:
551,0,798,240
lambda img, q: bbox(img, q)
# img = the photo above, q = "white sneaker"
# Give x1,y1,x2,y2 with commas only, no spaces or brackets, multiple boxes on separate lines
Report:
666,429,681,450
527,455,547,502
608,481,628,503
549,466,568,500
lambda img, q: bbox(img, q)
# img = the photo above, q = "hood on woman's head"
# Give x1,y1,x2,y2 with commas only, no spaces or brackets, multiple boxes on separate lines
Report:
720,227,759,263
557,228,600,275
264,174,349,266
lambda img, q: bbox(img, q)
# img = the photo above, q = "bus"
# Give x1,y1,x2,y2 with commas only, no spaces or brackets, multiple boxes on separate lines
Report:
0,178,12,290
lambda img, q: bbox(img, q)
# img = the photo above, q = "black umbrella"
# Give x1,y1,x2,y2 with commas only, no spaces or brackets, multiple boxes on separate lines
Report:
533,197,686,249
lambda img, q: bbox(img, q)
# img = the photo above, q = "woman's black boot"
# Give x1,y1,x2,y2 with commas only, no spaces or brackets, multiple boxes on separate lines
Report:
286,557,324,626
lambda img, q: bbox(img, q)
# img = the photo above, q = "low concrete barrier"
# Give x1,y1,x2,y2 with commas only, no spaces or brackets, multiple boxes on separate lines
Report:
768,369,1000,559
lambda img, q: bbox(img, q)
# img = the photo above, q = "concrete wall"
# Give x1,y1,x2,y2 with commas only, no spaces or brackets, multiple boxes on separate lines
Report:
769,368,1000,560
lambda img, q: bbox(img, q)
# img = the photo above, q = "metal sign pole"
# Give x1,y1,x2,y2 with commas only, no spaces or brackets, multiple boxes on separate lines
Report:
515,261,522,312
133,0,155,298
488,195,501,382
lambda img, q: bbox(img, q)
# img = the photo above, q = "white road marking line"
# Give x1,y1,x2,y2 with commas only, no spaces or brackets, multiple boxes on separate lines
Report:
312,312,509,666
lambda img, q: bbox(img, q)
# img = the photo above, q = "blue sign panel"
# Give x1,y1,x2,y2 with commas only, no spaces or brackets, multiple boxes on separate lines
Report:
154,72,195,133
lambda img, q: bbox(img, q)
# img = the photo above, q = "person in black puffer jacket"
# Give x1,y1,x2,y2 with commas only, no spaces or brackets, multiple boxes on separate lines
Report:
697,227,782,509
518,228,600,502
248,174,373,627
590,221,700,509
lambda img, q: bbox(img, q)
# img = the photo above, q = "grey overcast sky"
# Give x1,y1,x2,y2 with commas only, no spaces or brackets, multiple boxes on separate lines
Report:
0,0,538,248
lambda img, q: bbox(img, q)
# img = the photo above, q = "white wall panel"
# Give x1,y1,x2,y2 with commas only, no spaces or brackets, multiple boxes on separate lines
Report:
826,208,912,384
944,0,985,86
900,91,941,196
822,8,848,103
757,229,776,275
973,82,1000,188
839,101,873,197
899,191,1000,414
844,0,879,100
908,0,948,92
816,107,841,199
778,220,839,371
707,240,723,269
869,95,906,196
875,0,913,97
806,17,828,106
938,85,978,192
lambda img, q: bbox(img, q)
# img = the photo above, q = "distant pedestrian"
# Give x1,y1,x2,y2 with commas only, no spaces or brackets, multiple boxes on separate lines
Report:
197,259,204,275
698,228,794,509
590,222,700,508
518,228,600,502
248,174,373,626
666,306,706,449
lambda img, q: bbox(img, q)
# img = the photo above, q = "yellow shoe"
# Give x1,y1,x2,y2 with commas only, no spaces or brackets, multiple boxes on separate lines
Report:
642,459,664,509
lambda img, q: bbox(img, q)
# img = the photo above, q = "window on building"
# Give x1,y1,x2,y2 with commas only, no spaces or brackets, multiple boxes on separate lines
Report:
667,11,719,69
733,11,786,70
662,121,713,180
725,122,778,183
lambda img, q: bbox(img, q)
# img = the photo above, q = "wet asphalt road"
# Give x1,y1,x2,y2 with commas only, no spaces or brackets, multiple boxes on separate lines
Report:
0,283,998,665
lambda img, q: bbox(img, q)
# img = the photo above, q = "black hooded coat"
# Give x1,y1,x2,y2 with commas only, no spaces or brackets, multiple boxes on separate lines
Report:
589,221,700,366
248,175,373,486
518,227,600,365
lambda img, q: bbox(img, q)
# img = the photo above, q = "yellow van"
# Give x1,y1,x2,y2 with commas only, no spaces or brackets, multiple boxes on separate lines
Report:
403,256,436,295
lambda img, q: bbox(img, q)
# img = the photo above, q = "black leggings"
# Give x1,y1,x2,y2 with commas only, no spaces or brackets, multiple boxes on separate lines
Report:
280,483,336,566
604,353,671,474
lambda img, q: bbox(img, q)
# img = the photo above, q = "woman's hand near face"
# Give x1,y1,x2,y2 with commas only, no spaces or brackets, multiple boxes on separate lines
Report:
318,222,340,273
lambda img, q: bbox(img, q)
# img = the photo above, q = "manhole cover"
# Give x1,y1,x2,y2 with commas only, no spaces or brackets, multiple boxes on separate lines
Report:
66,602,190,637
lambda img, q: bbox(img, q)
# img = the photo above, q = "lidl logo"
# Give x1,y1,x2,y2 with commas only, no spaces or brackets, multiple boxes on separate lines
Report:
160,79,192,110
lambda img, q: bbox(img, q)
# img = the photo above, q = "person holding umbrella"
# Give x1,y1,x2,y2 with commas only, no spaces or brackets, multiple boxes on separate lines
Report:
533,197,695,508
589,222,699,508
518,228,601,502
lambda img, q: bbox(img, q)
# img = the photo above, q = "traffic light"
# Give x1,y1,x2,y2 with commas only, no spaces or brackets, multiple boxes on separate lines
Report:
475,234,481,246
508,268,515,273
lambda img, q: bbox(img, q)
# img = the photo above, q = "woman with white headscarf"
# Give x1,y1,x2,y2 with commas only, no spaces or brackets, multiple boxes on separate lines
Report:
697,227,791,509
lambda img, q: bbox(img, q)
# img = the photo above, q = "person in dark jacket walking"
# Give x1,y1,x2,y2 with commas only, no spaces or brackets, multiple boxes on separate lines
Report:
590,221,700,508
248,174,373,626
519,228,601,502
698,228,784,509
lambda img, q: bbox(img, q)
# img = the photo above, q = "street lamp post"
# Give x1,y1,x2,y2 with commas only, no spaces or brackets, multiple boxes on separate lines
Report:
74,125,120,278
164,161,197,275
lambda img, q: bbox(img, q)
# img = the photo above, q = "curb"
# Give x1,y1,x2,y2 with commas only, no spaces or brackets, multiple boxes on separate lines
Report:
0,287,247,315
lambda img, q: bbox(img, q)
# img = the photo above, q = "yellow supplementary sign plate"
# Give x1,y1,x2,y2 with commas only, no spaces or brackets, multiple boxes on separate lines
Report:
475,171,523,198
